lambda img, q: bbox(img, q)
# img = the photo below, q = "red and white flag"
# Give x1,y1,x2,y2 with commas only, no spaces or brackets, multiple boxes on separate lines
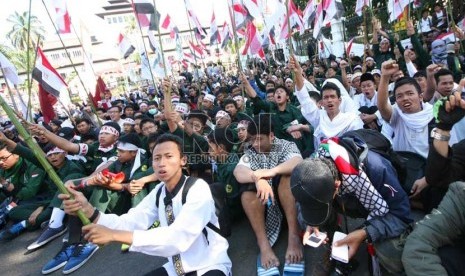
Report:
132,0,161,30
437,32,456,45
242,0,262,20
303,0,316,29
322,0,345,26
220,22,232,49
313,0,324,38
92,76,107,108
32,48,67,123
51,0,71,34
161,14,180,39
279,0,304,40
355,0,371,16
189,41,204,57
346,37,355,56
210,12,221,45
242,22,265,59
184,0,207,38
388,0,411,22
118,33,135,59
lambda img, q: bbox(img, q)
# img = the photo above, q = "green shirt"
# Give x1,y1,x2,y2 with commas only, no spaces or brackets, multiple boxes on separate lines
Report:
78,142,117,174
0,157,47,201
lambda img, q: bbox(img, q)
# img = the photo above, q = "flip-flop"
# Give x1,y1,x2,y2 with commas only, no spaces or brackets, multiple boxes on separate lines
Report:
282,261,305,276
257,254,281,276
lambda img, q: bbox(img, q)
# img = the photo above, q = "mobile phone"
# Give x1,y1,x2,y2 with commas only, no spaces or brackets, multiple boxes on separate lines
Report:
305,232,327,248
331,232,349,263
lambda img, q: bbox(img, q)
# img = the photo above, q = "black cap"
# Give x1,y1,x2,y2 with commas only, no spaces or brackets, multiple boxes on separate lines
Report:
290,159,336,226
57,127,75,141
51,119,63,126
118,133,142,148
360,73,375,84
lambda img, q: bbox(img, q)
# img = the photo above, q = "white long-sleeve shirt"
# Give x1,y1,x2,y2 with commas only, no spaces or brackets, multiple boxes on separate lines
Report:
295,85,363,148
97,178,232,276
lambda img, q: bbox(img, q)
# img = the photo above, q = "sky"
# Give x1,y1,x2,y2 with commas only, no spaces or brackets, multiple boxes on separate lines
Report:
0,0,231,48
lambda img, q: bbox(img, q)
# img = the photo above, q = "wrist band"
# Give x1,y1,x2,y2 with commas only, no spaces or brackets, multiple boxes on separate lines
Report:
89,208,100,222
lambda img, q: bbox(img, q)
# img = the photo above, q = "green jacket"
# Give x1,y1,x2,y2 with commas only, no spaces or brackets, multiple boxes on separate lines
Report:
79,142,117,174
0,157,47,201
402,181,465,276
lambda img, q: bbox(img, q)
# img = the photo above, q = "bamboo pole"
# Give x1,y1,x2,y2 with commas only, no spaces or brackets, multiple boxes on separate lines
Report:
25,0,33,122
152,0,168,77
227,0,246,99
0,94,90,225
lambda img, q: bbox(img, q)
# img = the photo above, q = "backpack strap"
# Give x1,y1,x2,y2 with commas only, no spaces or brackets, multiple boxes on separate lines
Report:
155,185,164,208
181,176,223,239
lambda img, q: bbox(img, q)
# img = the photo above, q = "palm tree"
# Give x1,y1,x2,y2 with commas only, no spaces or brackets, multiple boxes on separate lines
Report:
6,11,46,51
0,45,13,59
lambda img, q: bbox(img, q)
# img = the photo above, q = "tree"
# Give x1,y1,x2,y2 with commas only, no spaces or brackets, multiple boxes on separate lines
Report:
6,11,46,51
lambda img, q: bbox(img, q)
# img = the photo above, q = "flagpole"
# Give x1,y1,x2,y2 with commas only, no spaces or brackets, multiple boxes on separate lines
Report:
0,94,90,226
183,0,206,71
130,1,159,94
227,0,244,73
26,37,40,123
25,0,34,122
151,0,168,77
285,0,294,80
41,0,102,126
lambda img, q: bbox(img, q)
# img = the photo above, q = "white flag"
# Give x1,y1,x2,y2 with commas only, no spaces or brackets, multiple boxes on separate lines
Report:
0,53,22,85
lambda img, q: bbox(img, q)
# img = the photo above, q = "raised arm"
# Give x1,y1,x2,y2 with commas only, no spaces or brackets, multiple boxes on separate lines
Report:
425,64,442,102
377,60,398,121
28,124,80,154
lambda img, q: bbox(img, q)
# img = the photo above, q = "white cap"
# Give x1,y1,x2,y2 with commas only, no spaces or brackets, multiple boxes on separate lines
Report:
215,110,230,120
204,94,216,102
123,118,136,125
212,83,221,89
175,103,189,115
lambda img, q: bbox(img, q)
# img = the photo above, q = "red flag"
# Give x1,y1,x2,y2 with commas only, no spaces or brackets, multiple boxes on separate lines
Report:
38,86,57,123
93,77,107,108
242,22,265,59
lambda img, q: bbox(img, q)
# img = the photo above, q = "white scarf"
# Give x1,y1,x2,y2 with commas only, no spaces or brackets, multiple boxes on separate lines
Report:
395,102,434,131
316,111,359,139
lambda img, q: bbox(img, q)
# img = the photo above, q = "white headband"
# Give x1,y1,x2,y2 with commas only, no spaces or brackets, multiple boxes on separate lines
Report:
46,147,66,156
117,142,139,151
100,126,120,137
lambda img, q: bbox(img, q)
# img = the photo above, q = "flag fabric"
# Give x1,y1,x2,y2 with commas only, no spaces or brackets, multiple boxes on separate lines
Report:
355,0,371,16
242,0,262,20
184,0,207,38
132,0,161,31
279,0,304,40
346,37,355,56
230,0,253,35
302,0,316,29
437,32,456,45
220,22,231,49
140,51,152,81
161,14,180,39
118,33,135,59
323,0,345,25
242,22,265,59
189,40,204,57
92,76,106,107
313,0,324,39
210,12,221,45
388,0,411,22
52,0,71,34
32,48,67,123
0,53,22,85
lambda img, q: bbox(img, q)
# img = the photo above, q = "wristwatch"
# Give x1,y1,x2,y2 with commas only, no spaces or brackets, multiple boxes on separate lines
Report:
0,180,11,190
430,128,450,141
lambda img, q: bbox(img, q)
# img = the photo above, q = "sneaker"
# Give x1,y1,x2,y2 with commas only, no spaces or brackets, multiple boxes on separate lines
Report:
41,243,76,275
0,222,26,241
62,243,99,274
27,225,67,250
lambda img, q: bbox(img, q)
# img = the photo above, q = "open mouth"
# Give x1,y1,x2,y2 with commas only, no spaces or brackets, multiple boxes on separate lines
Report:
403,103,412,108
327,104,334,108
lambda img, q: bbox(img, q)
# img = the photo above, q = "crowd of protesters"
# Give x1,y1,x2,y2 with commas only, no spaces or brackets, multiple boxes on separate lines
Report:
1,5,465,275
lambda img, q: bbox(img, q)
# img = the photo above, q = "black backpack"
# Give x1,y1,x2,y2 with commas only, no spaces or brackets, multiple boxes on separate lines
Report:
155,176,231,238
341,129,420,192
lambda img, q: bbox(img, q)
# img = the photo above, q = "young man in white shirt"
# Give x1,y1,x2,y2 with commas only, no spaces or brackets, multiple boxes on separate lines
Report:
59,134,232,276
289,56,363,149
377,60,434,159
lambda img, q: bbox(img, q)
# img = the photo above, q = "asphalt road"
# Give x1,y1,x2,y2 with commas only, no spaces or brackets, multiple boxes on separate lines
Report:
0,216,375,276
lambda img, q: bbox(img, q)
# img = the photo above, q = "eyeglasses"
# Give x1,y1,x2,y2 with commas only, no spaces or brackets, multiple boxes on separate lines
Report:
0,154,13,162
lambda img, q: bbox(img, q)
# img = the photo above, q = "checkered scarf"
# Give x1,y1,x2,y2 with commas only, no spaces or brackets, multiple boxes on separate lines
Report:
316,138,389,220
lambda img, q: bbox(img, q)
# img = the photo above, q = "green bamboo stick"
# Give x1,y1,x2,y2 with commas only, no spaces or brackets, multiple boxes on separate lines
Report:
0,94,90,225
